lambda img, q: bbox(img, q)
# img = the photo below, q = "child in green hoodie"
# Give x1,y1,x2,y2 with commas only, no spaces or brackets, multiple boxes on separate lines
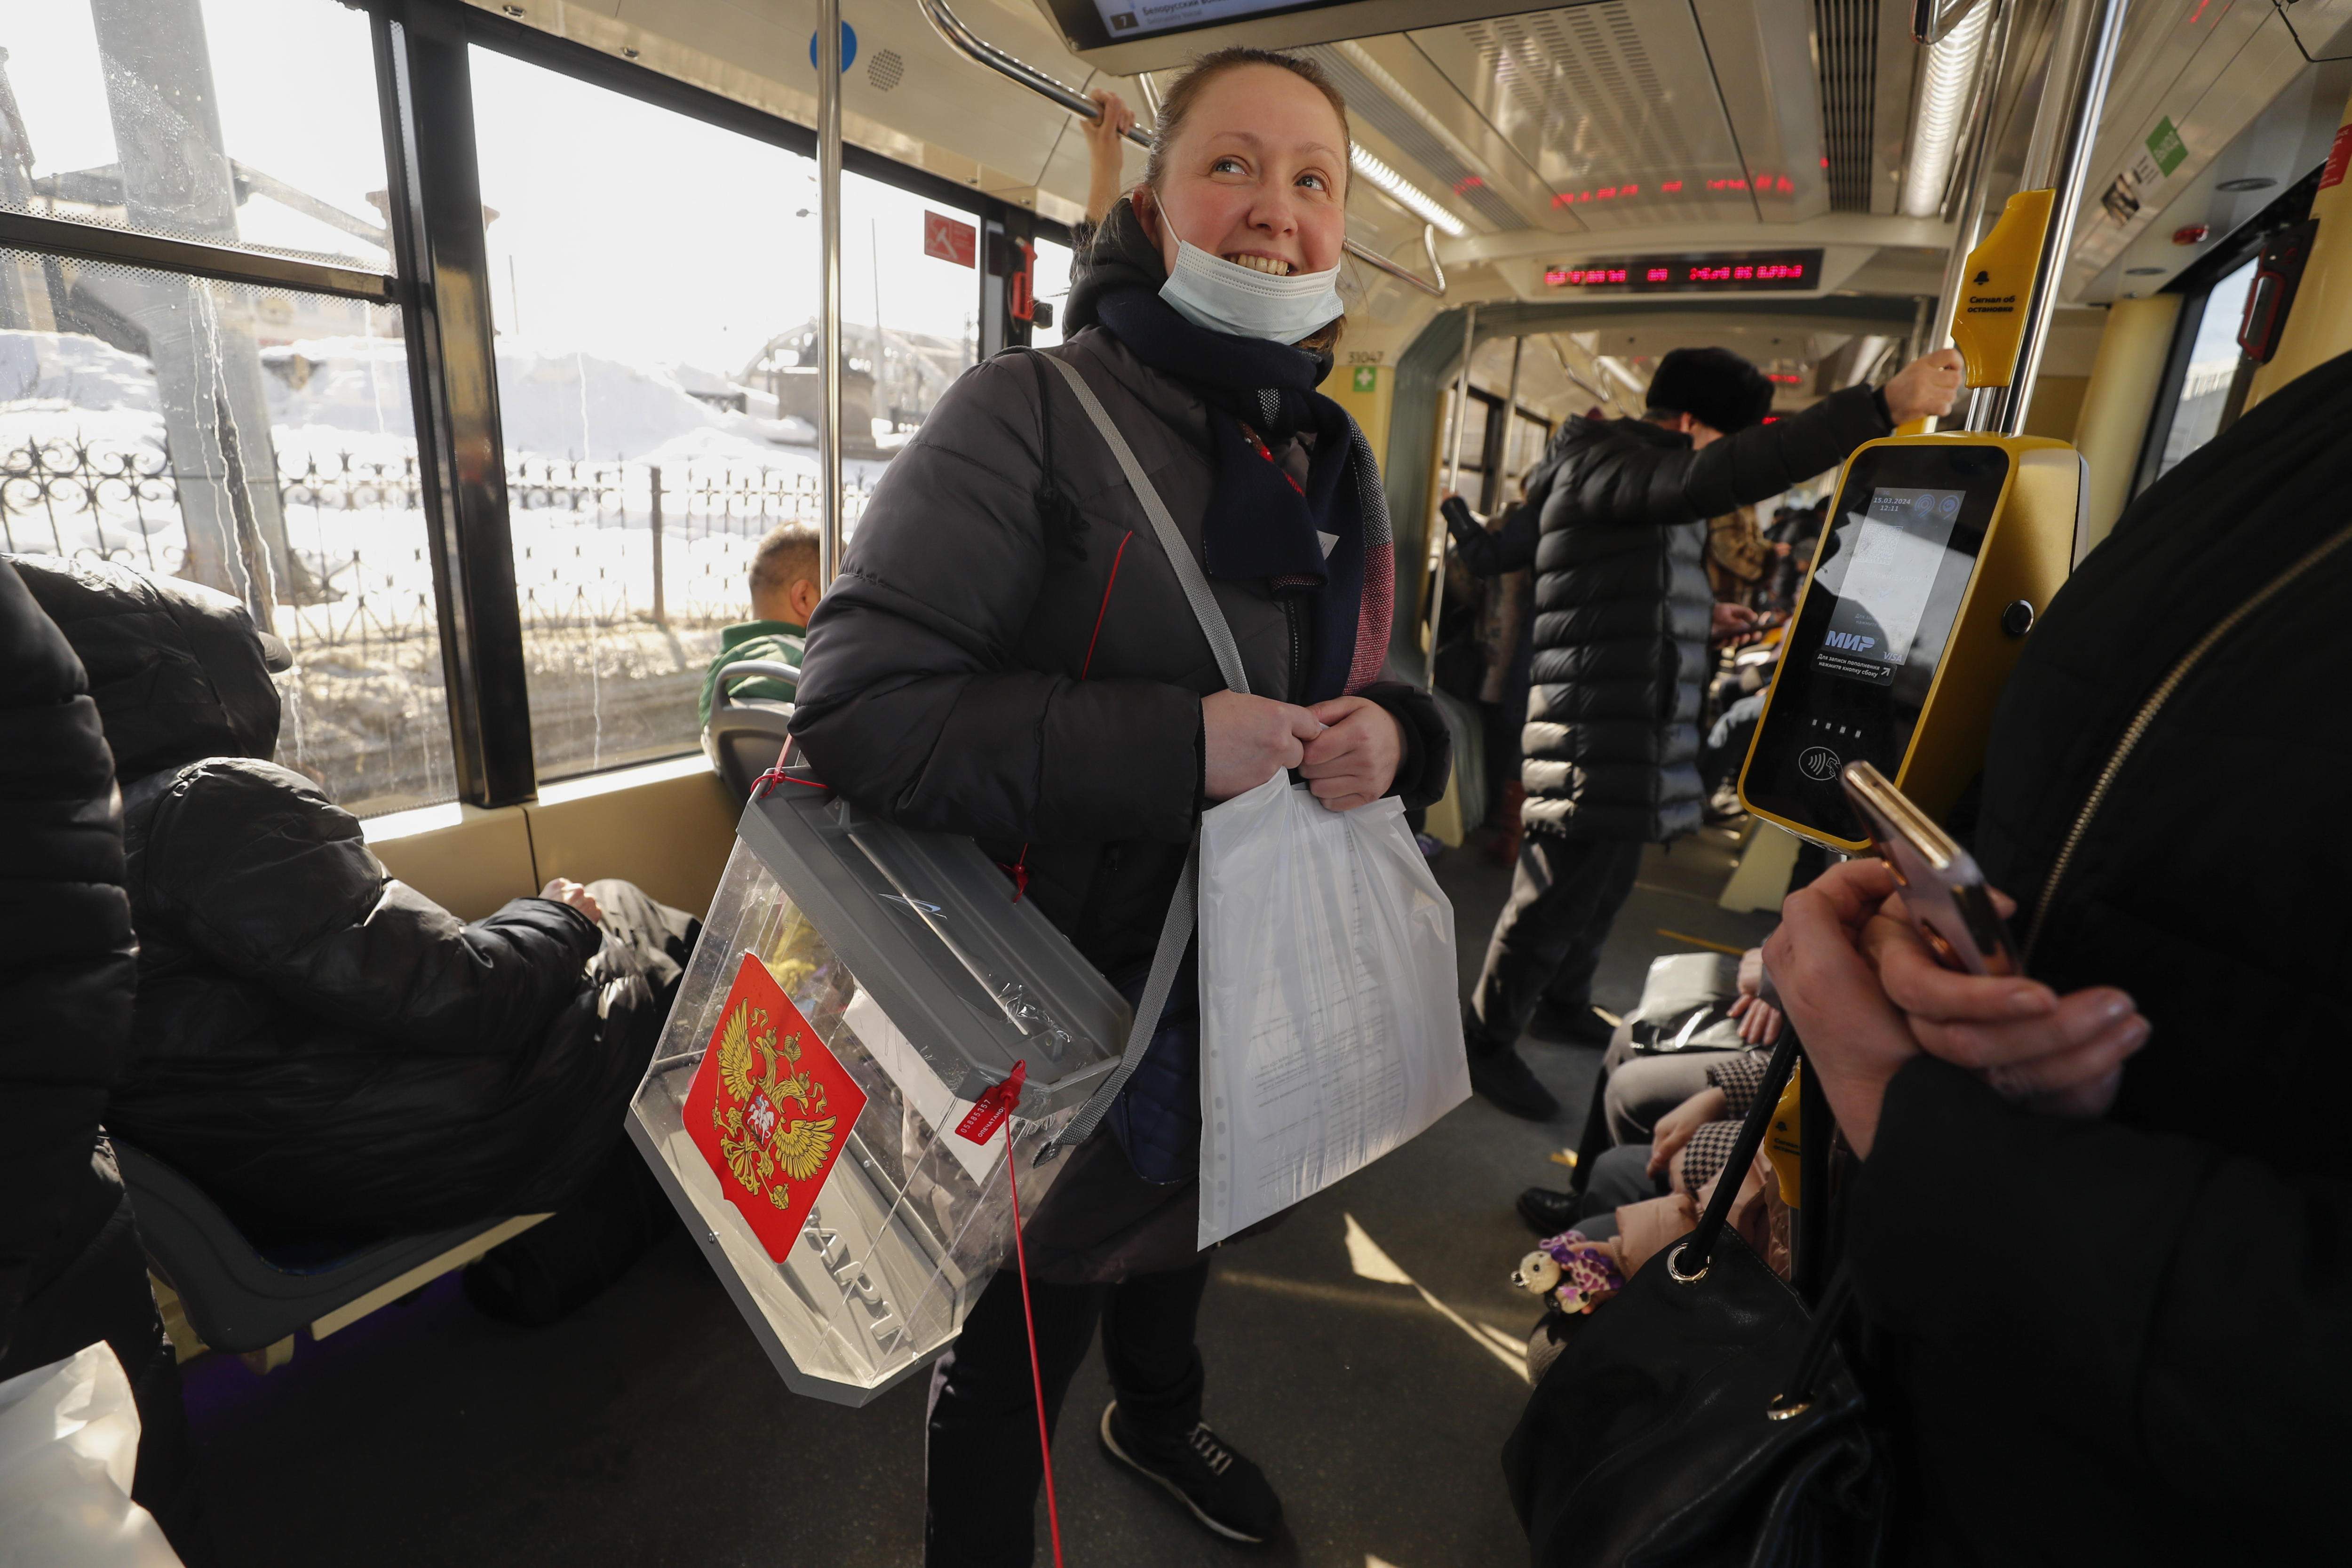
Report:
698,523,818,728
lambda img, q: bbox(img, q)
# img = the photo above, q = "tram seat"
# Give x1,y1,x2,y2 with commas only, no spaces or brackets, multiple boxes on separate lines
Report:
115,1141,546,1359
701,658,798,799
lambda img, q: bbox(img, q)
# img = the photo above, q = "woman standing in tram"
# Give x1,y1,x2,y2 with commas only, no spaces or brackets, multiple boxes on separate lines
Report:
790,49,1449,1566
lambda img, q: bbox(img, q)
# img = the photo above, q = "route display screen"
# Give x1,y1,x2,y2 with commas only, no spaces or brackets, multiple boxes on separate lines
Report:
1741,445,2008,843
1542,250,1823,293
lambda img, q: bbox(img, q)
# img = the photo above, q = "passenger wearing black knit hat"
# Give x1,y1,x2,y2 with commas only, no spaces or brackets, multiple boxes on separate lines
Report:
1443,342,1963,1123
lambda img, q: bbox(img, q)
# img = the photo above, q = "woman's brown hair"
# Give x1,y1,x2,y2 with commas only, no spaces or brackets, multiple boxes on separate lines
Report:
1136,48,1351,353
1142,48,1351,198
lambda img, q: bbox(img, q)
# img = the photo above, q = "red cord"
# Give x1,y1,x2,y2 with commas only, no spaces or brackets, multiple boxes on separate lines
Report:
1003,1120,1065,1568
1081,530,1135,680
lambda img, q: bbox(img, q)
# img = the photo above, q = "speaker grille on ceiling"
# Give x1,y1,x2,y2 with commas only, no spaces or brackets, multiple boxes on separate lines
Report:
1460,5,1708,181
867,48,904,92
1295,44,1519,230
1814,0,1875,212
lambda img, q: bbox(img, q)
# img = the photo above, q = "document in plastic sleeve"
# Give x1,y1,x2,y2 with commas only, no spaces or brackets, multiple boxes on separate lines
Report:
1194,779,1470,1248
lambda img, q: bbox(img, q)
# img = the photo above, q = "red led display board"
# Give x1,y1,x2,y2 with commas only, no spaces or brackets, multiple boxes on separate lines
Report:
1542,250,1824,294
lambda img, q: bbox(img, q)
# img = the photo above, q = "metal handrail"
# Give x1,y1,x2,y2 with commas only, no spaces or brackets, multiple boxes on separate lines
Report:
1988,0,2130,436
915,0,1445,298
1914,0,1988,44
818,0,845,586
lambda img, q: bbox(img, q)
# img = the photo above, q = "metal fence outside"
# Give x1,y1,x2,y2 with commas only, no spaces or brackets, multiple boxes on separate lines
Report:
2,432,876,814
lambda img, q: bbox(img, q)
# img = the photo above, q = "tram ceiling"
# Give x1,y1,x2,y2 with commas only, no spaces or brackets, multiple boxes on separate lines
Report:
471,0,1934,295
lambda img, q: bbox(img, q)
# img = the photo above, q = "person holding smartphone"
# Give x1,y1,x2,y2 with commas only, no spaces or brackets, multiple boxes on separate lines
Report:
1763,347,2352,1562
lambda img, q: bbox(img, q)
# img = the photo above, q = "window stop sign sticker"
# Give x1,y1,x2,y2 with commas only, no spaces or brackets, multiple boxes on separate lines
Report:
924,211,978,268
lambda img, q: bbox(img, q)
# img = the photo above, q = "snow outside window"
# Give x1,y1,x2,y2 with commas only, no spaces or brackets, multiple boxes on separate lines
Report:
468,47,984,786
0,251,454,816
0,0,395,275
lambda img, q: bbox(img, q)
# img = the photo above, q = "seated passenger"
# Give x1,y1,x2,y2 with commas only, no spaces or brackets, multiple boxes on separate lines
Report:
15,556,694,1302
697,522,818,729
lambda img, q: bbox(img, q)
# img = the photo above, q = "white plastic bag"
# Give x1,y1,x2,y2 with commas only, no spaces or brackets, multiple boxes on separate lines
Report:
1195,776,1470,1247
0,1342,183,1568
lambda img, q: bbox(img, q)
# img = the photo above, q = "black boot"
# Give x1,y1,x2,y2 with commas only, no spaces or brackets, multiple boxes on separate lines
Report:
1516,1186,1583,1236
1467,1039,1560,1121
463,1147,676,1327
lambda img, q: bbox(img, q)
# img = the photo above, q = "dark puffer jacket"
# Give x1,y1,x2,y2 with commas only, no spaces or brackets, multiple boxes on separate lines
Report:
790,248,1448,1274
1457,388,1889,840
0,557,207,1560
16,556,668,1236
1847,350,2352,1563
0,557,137,1353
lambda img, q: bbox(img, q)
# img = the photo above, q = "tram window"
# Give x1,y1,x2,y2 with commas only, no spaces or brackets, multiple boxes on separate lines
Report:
468,48,983,785
2150,255,2260,484
1030,235,1074,350
0,249,453,815
0,0,394,275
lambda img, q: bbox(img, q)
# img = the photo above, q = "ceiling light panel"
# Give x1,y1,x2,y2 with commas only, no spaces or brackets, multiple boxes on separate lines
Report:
1899,0,1991,218
1412,3,1761,229
1297,42,1526,231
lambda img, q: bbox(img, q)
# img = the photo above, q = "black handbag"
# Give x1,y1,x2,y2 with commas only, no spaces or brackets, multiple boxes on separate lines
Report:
1502,1032,1886,1567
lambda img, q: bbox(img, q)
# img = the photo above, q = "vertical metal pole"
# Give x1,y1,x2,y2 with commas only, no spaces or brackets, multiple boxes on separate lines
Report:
817,0,845,587
1795,1053,1833,1306
1427,304,1477,687
1445,304,1478,497
1492,334,1524,512
1989,0,2129,437
648,463,666,629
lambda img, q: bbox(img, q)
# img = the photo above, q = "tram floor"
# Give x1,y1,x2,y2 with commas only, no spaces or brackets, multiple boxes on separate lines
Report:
178,824,1779,1568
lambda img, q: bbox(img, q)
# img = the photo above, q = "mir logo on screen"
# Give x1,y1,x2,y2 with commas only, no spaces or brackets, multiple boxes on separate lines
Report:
1823,631,1879,653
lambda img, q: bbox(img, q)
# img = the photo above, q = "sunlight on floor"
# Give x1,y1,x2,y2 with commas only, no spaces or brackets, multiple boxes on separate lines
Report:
1343,1213,1525,1380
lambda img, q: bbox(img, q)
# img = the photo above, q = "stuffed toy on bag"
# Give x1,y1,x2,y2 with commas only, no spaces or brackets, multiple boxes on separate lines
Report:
1512,1229,1628,1385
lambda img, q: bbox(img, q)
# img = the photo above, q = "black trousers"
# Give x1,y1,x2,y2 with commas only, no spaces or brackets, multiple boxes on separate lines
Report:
925,1257,1212,1568
1470,832,1646,1051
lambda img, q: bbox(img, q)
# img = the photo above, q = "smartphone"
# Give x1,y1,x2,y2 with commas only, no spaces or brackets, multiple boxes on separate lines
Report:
1839,761,2022,977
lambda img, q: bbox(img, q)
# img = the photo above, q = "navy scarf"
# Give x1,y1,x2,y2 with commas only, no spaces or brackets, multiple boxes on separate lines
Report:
1093,289,1370,703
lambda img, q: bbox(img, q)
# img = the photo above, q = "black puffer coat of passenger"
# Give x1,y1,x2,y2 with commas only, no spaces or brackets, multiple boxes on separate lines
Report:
1512,389,1888,840
16,556,667,1236
0,557,137,1352
790,229,1449,1276
1848,348,2352,1564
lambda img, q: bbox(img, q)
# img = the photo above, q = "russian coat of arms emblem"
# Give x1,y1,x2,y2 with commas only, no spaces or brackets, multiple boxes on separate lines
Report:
684,952,868,1261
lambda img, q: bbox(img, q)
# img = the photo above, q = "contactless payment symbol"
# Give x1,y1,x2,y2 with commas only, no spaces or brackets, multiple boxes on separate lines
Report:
684,952,867,1262
1799,746,1842,783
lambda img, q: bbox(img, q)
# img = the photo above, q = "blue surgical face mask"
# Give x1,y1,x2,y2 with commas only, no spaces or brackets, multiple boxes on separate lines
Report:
1159,237,1344,344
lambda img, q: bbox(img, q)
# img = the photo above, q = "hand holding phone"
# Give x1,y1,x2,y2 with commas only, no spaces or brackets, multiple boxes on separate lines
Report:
1838,761,2021,977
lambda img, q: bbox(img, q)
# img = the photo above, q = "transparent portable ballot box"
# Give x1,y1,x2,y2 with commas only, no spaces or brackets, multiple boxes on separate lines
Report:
628,772,1127,1406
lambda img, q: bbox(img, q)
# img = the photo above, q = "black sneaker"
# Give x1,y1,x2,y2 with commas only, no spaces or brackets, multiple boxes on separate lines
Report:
1516,1186,1583,1236
1098,1402,1283,1544
1467,1044,1560,1120
1526,1002,1614,1048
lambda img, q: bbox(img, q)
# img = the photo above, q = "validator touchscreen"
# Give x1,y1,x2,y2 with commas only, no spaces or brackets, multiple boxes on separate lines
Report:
1812,487,1966,687
1741,444,2006,843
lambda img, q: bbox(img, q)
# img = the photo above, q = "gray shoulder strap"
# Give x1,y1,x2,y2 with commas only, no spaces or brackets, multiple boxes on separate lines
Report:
1027,349,1237,1164
1034,350,1249,698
